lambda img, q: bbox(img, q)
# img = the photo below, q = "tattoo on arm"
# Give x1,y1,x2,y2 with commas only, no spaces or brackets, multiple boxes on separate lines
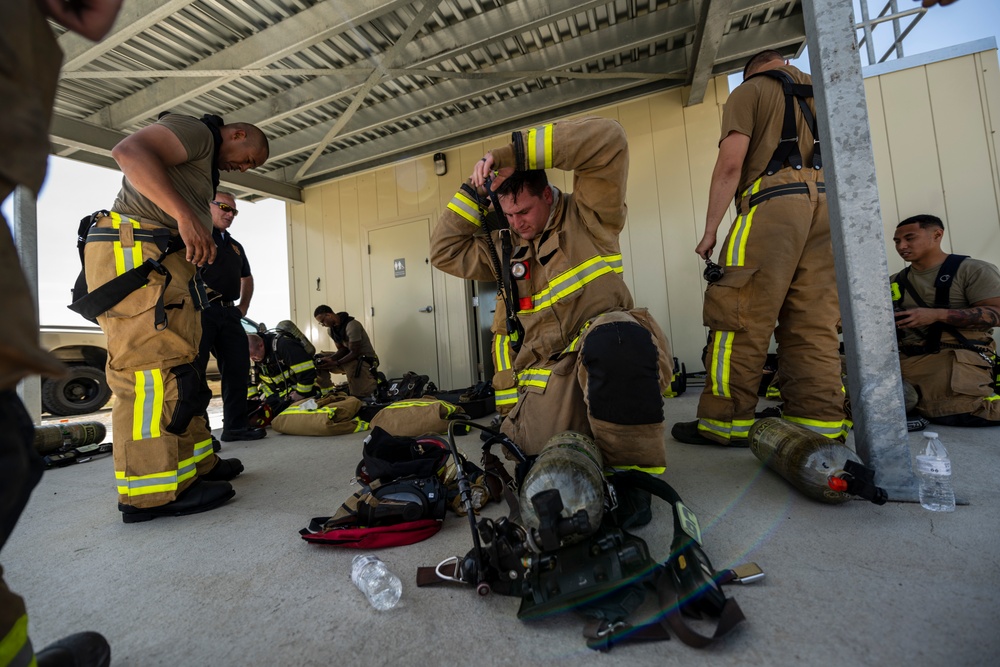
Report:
944,307,1000,328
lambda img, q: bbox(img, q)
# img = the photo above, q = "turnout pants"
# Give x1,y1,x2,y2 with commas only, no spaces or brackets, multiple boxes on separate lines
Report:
0,393,42,666
85,214,216,509
342,358,377,399
501,309,672,468
196,304,251,432
697,169,845,443
901,348,1000,423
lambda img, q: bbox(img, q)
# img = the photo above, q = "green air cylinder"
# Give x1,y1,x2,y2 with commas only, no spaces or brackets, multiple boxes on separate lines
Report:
519,431,604,548
748,417,861,504
275,319,316,356
33,421,107,455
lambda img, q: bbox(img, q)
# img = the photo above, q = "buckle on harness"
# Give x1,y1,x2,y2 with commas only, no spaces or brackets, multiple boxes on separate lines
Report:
147,258,167,275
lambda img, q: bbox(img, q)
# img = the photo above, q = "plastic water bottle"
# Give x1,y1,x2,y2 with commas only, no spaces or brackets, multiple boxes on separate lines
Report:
351,555,402,610
915,432,955,512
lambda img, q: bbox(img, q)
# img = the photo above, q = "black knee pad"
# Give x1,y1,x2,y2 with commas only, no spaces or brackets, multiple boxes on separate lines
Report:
166,363,213,434
582,321,663,425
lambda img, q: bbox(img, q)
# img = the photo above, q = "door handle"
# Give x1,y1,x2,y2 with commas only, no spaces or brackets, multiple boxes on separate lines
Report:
418,306,433,313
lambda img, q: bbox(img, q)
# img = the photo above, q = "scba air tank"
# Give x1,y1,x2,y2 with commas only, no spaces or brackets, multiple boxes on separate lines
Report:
749,417,861,504
275,319,316,356
519,431,605,549
33,421,107,454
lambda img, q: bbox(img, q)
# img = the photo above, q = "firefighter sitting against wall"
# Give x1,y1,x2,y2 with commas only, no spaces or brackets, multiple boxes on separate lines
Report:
248,331,319,406
891,213,1000,428
313,305,380,399
430,116,674,469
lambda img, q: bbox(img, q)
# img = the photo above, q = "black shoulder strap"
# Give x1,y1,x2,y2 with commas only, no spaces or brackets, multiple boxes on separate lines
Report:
744,69,822,175
198,114,224,196
933,254,968,308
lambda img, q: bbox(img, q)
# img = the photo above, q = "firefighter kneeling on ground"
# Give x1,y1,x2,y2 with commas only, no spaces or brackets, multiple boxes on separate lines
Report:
430,117,674,497
247,331,319,418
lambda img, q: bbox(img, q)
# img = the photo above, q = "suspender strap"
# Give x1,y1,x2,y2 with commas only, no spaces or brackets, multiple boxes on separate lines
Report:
896,255,977,355
745,69,822,176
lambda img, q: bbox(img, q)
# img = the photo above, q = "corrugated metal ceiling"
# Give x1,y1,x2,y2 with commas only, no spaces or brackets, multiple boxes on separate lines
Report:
48,0,808,202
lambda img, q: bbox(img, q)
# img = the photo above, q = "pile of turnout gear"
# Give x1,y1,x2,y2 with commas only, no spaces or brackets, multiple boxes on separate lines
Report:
300,421,761,651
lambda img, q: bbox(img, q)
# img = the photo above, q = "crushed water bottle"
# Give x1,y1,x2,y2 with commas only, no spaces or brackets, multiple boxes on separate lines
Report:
915,432,955,512
351,555,402,610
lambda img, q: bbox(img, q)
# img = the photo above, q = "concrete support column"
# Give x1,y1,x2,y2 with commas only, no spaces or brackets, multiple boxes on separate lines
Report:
802,0,918,500
13,185,43,424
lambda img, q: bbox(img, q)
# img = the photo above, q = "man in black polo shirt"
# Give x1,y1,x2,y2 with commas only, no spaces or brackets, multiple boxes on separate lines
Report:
197,191,266,442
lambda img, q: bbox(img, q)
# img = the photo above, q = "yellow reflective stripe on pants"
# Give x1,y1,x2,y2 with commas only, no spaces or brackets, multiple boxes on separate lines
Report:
132,369,164,441
446,189,483,226
526,124,554,169
387,399,459,417
519,254,623,314
709,331,735,398
110,211,143,276
698,417,754,440
0,614,33,667
784,415,849,439
518,368,551,389
724,178,763,267
115,437,212,497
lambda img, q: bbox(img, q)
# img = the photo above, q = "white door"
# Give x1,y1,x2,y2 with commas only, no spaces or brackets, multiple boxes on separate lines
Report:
367,219,438,381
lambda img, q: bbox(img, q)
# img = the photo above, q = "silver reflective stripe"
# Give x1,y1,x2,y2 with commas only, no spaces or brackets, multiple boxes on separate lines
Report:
138,370,158,439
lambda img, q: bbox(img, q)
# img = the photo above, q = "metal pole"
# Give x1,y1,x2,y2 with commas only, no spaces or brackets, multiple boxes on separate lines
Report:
12,185,43,425
801,0,919,500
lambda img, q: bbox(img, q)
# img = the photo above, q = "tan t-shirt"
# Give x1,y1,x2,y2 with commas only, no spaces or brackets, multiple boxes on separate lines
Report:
113,114,216,231
0,0,64,193
720,65,820,192
893,257,1000,348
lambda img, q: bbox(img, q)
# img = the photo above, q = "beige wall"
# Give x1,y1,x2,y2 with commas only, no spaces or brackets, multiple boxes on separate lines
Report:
867,48,1000,275
285,45,1000,387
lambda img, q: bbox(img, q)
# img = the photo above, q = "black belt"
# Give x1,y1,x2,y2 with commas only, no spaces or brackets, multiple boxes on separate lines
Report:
207,296,235,308
744,182,825,210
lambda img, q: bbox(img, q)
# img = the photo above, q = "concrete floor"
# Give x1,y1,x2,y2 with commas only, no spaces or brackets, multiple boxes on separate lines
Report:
6,393,1000,667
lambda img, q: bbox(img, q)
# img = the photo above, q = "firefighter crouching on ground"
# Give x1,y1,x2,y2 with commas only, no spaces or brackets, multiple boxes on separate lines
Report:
313,306,380,399
891,213,1000,427
84,113,268,523
671,49,847,447
430,116,673,469
248,332,319,407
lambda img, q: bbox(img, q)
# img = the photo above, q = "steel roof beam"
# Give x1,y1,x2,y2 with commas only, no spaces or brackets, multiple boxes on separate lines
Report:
687,0,736,106
89,0,414,129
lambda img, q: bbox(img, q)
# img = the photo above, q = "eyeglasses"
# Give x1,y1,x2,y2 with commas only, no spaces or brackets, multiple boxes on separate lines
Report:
211,201,239,216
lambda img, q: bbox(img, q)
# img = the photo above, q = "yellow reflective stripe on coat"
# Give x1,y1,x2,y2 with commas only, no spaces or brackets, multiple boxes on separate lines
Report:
386,399,459,417
493,334,513,372
709,331,734,398
519,254,623,314
724,178,763,267
495,387,518,406
110,211,143,277
784,415,849,439
698,417,754,440
526,124,554,169
518,368,551,389
0,613,33,667
290,360,315,374
447,189,483,226
132,369,164,441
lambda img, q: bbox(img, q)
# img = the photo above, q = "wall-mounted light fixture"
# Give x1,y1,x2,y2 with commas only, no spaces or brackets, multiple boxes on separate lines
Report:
433,152,447,176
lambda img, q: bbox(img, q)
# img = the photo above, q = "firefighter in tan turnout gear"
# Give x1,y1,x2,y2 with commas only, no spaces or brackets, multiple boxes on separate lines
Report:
671,49,847,447
81,113,269,523
431,116,673,469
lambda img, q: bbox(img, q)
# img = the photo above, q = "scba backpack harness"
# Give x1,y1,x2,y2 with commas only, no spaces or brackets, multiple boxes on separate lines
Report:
298,427,491,548
417,422,760,652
